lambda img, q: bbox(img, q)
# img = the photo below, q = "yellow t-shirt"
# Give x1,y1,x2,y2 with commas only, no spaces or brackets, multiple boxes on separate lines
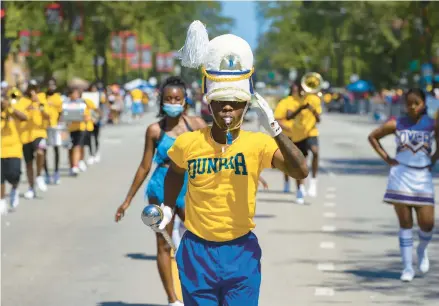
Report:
16,95,48,144
167,127,279,242
297,94,322,138
142,94,149,105
46,93,63,128
131,89,143,102
68,98,97,132
1,109,23,159
274,96,305,142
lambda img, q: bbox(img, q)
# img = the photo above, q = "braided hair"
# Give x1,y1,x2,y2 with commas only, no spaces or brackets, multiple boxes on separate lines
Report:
157,76,187,117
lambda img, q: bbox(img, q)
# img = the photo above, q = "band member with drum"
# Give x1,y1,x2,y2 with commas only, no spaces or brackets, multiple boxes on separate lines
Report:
44,78,63,185
16,82,50,199
66,88,97,175
154,22,308,305
0,94,28,214
115,76,206,306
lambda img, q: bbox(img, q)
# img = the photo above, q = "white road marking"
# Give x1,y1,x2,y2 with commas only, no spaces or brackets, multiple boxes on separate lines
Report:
314,287,335,297
323,212,337,218
322,225,337,232
325,193,336,199
327,187,336,192
320,241,335,249
317,263,335,271
324,202,336,207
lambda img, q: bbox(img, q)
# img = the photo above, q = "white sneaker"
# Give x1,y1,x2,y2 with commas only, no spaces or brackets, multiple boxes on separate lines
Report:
70,167,80,176
417,248,430,274
87,156,95,165
296,189,305,205
36,176,48,192
308,178,317,197
0,199,8,215
283,181,290,193
400,268,415,282
78,160,87,172
24,189,36,200
94,153,101,163
299,184,307,197
9,188,19,208
169,301,184,306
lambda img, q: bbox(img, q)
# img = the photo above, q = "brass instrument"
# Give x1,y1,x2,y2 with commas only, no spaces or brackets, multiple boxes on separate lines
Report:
300,72,323,94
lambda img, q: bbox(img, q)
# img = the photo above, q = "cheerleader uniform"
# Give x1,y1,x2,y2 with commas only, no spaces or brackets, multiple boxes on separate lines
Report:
384,114,435,206
383,114,435,281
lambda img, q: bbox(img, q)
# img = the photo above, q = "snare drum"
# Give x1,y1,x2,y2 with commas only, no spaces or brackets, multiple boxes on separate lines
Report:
47,125,71,147
62,101,86,122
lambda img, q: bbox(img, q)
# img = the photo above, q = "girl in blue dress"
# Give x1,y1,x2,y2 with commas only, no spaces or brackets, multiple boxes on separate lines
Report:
115,76,206,305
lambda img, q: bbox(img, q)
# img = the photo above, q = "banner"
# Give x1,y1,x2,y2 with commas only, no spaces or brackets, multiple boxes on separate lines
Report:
45,3,62,30
32,31,42,57
156,53,166,72
19,30,31,56
141,45,152,69
123,31,137,58
130,49,140,69
71,3,84,41
164,52,174,73
111,32,123,59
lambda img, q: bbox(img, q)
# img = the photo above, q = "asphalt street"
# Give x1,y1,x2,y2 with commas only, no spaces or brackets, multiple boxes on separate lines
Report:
1,111,438,306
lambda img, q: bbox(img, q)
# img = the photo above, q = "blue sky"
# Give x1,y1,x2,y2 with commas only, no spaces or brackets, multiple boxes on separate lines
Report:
221,1,258,49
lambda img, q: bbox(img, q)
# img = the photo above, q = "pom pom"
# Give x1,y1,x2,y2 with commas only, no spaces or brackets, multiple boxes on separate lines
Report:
178,20,209,69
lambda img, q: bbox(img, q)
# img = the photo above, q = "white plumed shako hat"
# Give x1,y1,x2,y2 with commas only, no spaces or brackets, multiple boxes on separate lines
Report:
179,21,254,103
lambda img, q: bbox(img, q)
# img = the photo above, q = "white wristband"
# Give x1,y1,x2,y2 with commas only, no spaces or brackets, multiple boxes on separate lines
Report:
270,120,282,137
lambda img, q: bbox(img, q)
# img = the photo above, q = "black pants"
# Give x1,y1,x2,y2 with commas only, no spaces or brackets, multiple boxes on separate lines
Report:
1,158,21,185
86,124,100,155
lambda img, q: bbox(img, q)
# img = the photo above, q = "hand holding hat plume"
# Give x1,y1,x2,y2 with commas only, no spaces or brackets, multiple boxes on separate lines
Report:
254,92,282,137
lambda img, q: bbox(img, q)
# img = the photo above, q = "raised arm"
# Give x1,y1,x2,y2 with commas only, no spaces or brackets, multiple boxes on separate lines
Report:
272,134,308,179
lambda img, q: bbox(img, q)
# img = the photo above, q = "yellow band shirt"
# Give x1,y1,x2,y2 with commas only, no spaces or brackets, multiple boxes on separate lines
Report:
1,108,23,159
274,94,322,142
167,127,279,242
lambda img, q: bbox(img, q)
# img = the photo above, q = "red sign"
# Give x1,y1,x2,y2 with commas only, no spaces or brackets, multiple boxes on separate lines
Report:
1,8,5,19
32,31,42,57
130,49,140,69
19,30,31,56
141,45,152,69
71,3,84,41
122,31,137,58
45,3,62,26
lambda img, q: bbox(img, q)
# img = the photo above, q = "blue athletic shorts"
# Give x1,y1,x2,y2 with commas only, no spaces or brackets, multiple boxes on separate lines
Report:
131,101,143,115
145,166,187,208
176,231,262,306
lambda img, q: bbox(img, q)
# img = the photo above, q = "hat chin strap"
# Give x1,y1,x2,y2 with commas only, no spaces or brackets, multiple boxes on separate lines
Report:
209,103,249,132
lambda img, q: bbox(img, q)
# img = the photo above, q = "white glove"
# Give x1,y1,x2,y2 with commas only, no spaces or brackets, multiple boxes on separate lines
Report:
253,92,282,137
158,203,174,231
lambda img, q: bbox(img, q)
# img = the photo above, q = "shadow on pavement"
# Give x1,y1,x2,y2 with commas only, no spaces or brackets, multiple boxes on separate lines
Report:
254,214,276,219
125,253,157,261
322,157,439,177
98,303,166,306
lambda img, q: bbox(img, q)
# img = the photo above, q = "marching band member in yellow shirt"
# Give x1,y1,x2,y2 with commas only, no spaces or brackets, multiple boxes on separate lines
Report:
274,83,322,204
0,95,28,214
66,88,96,175
44,79,63,185
130,88,144,120
145,24,308,306
16,83,51,199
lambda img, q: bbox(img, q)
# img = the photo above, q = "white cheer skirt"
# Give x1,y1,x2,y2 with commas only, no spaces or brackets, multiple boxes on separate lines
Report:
384,164,435,206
